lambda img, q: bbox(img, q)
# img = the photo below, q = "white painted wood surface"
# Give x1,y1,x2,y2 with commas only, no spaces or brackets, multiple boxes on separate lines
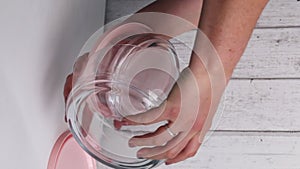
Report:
158,131,300,169
213,79,300,131
257,0,300,27
104,0,300,168
234,28,300,78
172,28,300,78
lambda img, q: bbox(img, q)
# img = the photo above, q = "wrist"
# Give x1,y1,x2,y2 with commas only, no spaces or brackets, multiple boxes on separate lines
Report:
188,52,232,85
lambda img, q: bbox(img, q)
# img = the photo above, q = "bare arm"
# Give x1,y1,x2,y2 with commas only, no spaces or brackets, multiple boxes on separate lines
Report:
191,0,269,82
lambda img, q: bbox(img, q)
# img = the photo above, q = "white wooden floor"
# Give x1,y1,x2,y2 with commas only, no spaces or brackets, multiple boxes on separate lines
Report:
105,0,300,168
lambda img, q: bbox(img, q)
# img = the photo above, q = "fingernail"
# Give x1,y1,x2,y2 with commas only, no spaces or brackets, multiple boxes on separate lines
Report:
128,139,135,147
137,150,145,158
113,120,122,130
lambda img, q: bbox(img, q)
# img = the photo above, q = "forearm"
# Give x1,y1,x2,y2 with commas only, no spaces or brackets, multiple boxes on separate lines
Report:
190,0,269,82
124,0,203,37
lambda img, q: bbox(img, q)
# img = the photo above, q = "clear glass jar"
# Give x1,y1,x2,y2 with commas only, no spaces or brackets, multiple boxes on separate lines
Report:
66,23,180,169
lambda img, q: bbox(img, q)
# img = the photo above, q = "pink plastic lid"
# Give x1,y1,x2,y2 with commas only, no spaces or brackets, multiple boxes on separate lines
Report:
47,131,96,169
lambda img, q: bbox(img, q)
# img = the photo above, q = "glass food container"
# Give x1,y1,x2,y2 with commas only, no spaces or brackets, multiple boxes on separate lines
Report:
65,22,180,169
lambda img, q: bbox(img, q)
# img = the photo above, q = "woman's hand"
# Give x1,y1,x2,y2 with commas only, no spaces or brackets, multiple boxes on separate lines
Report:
115,66,222,165
63,53,90,121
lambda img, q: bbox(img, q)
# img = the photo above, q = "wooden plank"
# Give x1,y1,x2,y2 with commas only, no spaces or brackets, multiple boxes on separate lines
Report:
234,28,300,78
211,79,300,131
105,0,300,27
158,131,300,169
257,0,300,27
172,28,300,78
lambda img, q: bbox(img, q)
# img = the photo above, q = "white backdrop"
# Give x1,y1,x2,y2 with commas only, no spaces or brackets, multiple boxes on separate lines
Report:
0,1,105,168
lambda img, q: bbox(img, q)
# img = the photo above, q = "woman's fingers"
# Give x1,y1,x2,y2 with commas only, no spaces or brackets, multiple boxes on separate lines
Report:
72,52,89,79
63,73,73,103
165,133,201,165
63,74,73,122
116,100,179,127
63,53,89,103
136,131,195,160
129,124,178,147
